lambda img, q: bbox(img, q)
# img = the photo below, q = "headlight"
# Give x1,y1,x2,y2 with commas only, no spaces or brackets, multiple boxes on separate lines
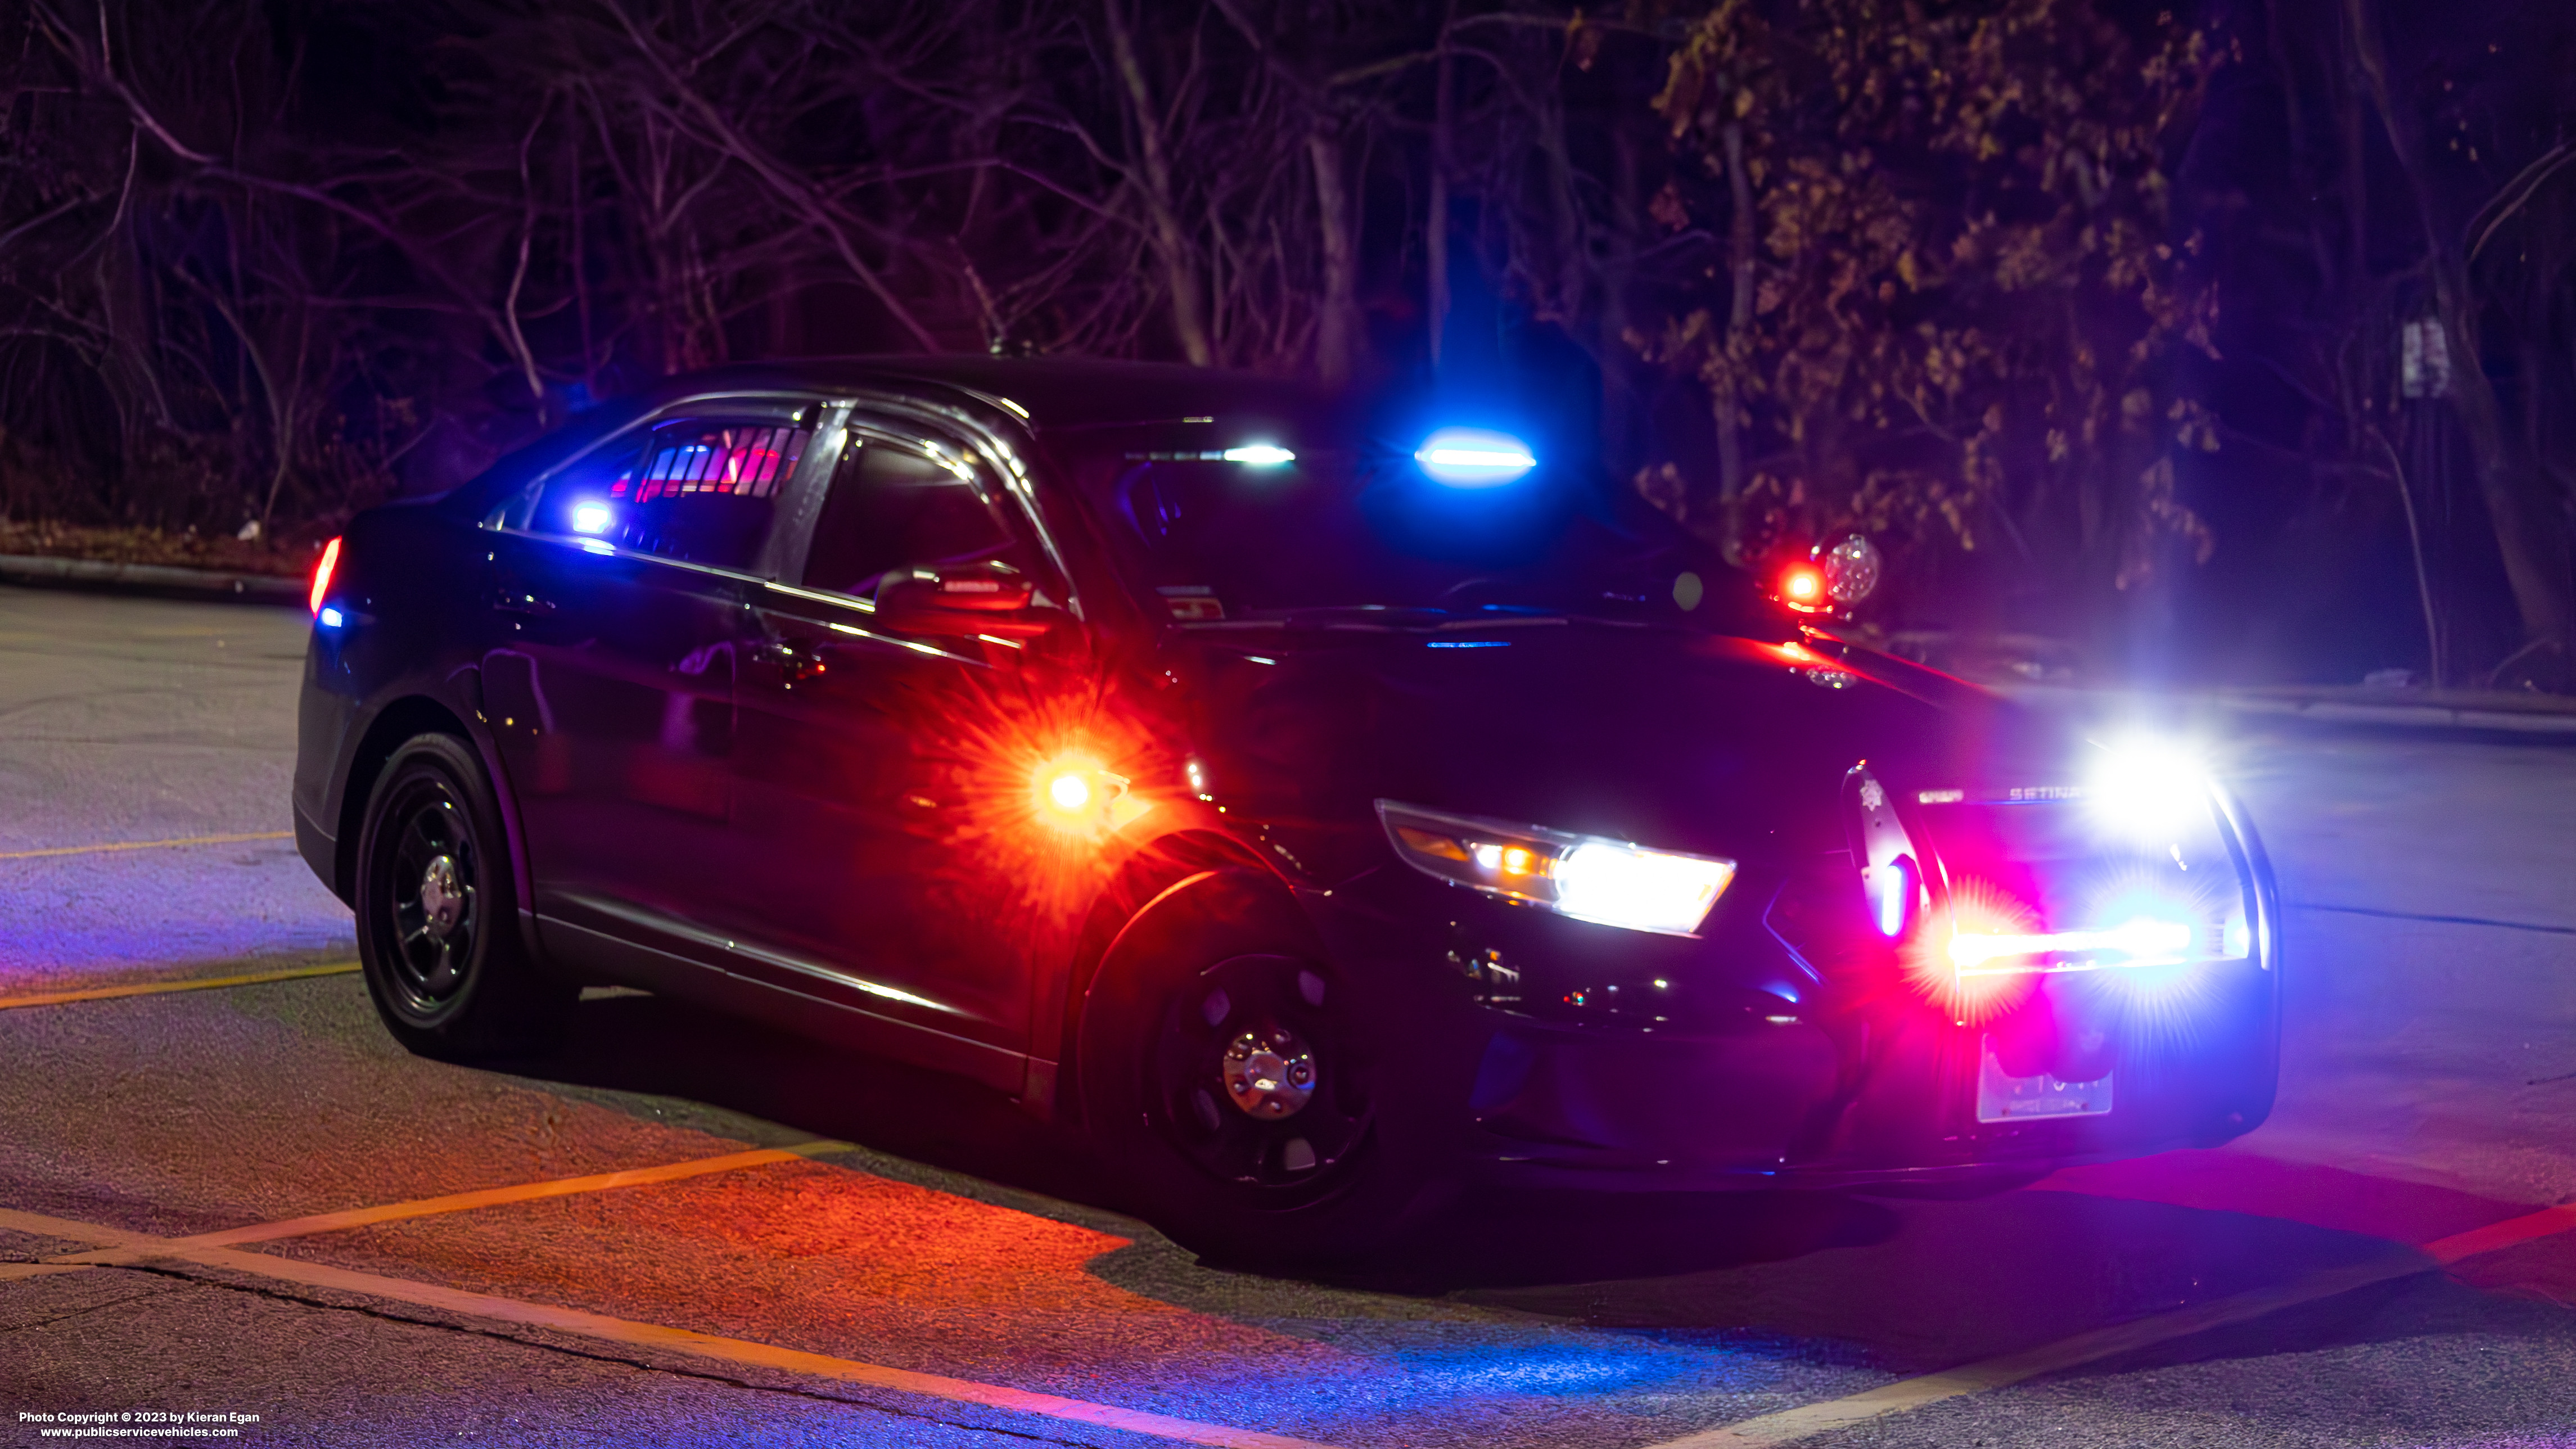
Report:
2083,736,2216,846
1375,801,1736,936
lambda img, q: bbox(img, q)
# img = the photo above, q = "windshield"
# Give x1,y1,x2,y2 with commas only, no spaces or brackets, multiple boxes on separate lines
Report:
1049,421,1776,633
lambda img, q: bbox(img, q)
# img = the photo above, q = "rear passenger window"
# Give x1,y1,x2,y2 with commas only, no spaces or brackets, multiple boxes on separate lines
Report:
800,438,1025,599
536,417,809,572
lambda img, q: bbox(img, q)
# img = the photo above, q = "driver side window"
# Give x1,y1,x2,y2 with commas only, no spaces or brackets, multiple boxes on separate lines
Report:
800,435,1030,601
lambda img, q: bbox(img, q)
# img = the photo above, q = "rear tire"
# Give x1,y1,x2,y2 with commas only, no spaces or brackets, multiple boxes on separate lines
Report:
353,733,572,1059
1077,870,1459,1269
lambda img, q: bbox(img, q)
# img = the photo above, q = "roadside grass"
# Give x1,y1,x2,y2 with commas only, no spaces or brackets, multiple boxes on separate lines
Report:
0,519,326,579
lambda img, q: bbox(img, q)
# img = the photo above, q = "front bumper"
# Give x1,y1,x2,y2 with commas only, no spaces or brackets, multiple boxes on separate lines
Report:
1306,789,2282,1193
1441,964,2279,1193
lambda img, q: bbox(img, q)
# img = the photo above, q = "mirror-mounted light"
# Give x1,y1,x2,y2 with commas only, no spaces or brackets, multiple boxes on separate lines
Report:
879,566,1036,615
873,564,1060,639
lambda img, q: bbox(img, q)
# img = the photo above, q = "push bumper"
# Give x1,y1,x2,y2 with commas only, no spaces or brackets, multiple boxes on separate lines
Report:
1307,839,2281,1194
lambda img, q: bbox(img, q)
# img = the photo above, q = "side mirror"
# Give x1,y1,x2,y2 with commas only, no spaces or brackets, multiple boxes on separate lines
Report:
874,566,1060,638
881,568,1035,613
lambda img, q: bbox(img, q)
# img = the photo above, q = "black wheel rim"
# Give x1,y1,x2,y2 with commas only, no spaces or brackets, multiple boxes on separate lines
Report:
380,779,479,1013
1146,953,1373,1194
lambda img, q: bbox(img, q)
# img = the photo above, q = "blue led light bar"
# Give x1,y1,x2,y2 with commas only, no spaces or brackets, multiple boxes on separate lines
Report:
1415,428,1536,486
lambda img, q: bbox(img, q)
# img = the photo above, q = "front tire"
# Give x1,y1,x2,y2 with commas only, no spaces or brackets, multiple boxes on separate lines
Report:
353,732,572,1058
1077,870,1459,1268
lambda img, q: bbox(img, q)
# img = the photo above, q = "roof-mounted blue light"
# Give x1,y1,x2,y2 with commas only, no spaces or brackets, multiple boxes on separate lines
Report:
571,501,613,534
1221,444,1295,467
1415,428,1536,486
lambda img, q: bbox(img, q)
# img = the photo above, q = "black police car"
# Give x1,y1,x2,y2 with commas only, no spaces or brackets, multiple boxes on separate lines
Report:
294,357,2280,1263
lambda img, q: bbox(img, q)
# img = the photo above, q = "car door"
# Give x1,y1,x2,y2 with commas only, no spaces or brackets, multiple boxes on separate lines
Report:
716,416,1076,1078
477,401,822,959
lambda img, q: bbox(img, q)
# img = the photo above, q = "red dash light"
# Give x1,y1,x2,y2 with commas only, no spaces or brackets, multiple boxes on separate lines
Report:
309,536,342,616
1778,563,1825,611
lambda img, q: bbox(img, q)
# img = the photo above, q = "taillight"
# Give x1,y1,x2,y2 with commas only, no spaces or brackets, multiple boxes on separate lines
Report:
310,536,342,616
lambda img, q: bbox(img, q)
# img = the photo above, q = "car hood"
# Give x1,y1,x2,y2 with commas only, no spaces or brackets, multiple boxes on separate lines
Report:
1185,620,2068,869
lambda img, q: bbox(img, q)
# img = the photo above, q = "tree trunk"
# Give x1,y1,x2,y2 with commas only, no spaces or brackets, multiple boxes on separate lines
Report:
1599,124,1640,477
1103,0,1212,367
1716,112,1756,565
1536,96,1586,328
2330,3,2371,454
1425,28,1452,374
2345,0,2574,679
1309,125,1359,388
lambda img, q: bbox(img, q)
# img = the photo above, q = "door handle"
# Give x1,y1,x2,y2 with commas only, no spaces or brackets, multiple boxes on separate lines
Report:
756,639,827,683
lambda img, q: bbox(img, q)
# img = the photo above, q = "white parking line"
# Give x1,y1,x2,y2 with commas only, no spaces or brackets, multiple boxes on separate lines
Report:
1647,1201,2576,1447
0,1204,1337,1449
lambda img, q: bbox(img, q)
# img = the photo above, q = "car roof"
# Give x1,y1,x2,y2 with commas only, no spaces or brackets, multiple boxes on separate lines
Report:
635,355,1328,433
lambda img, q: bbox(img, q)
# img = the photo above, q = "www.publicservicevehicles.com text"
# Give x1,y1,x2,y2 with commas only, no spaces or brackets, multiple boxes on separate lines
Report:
17,1412,258,1438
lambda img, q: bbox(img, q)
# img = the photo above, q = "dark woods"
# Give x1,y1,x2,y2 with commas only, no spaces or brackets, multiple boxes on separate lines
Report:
1,0,2570,687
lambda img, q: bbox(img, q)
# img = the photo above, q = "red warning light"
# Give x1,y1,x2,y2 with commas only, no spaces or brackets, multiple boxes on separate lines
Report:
1030,753,1151,837
1778,562,1826,612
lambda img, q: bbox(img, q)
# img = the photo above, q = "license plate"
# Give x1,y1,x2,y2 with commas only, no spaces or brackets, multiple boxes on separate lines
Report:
1976,1036,2113,1123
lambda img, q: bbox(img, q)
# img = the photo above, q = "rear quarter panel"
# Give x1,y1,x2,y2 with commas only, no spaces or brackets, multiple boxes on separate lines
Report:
294,501,513,904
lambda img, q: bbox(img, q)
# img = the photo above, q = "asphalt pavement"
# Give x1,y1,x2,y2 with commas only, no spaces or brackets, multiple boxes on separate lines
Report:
1,583,2570,1448
0,589,352,989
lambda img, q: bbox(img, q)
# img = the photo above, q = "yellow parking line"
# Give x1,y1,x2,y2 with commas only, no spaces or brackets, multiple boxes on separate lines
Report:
0,830,294,863
0,962,360,1012
0,1207,162,1256
2422,1202,2576,1265
47,1141,855,1264
1649,1200,2576,1448
0,1263,94,1281
0,1204,1335,1449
